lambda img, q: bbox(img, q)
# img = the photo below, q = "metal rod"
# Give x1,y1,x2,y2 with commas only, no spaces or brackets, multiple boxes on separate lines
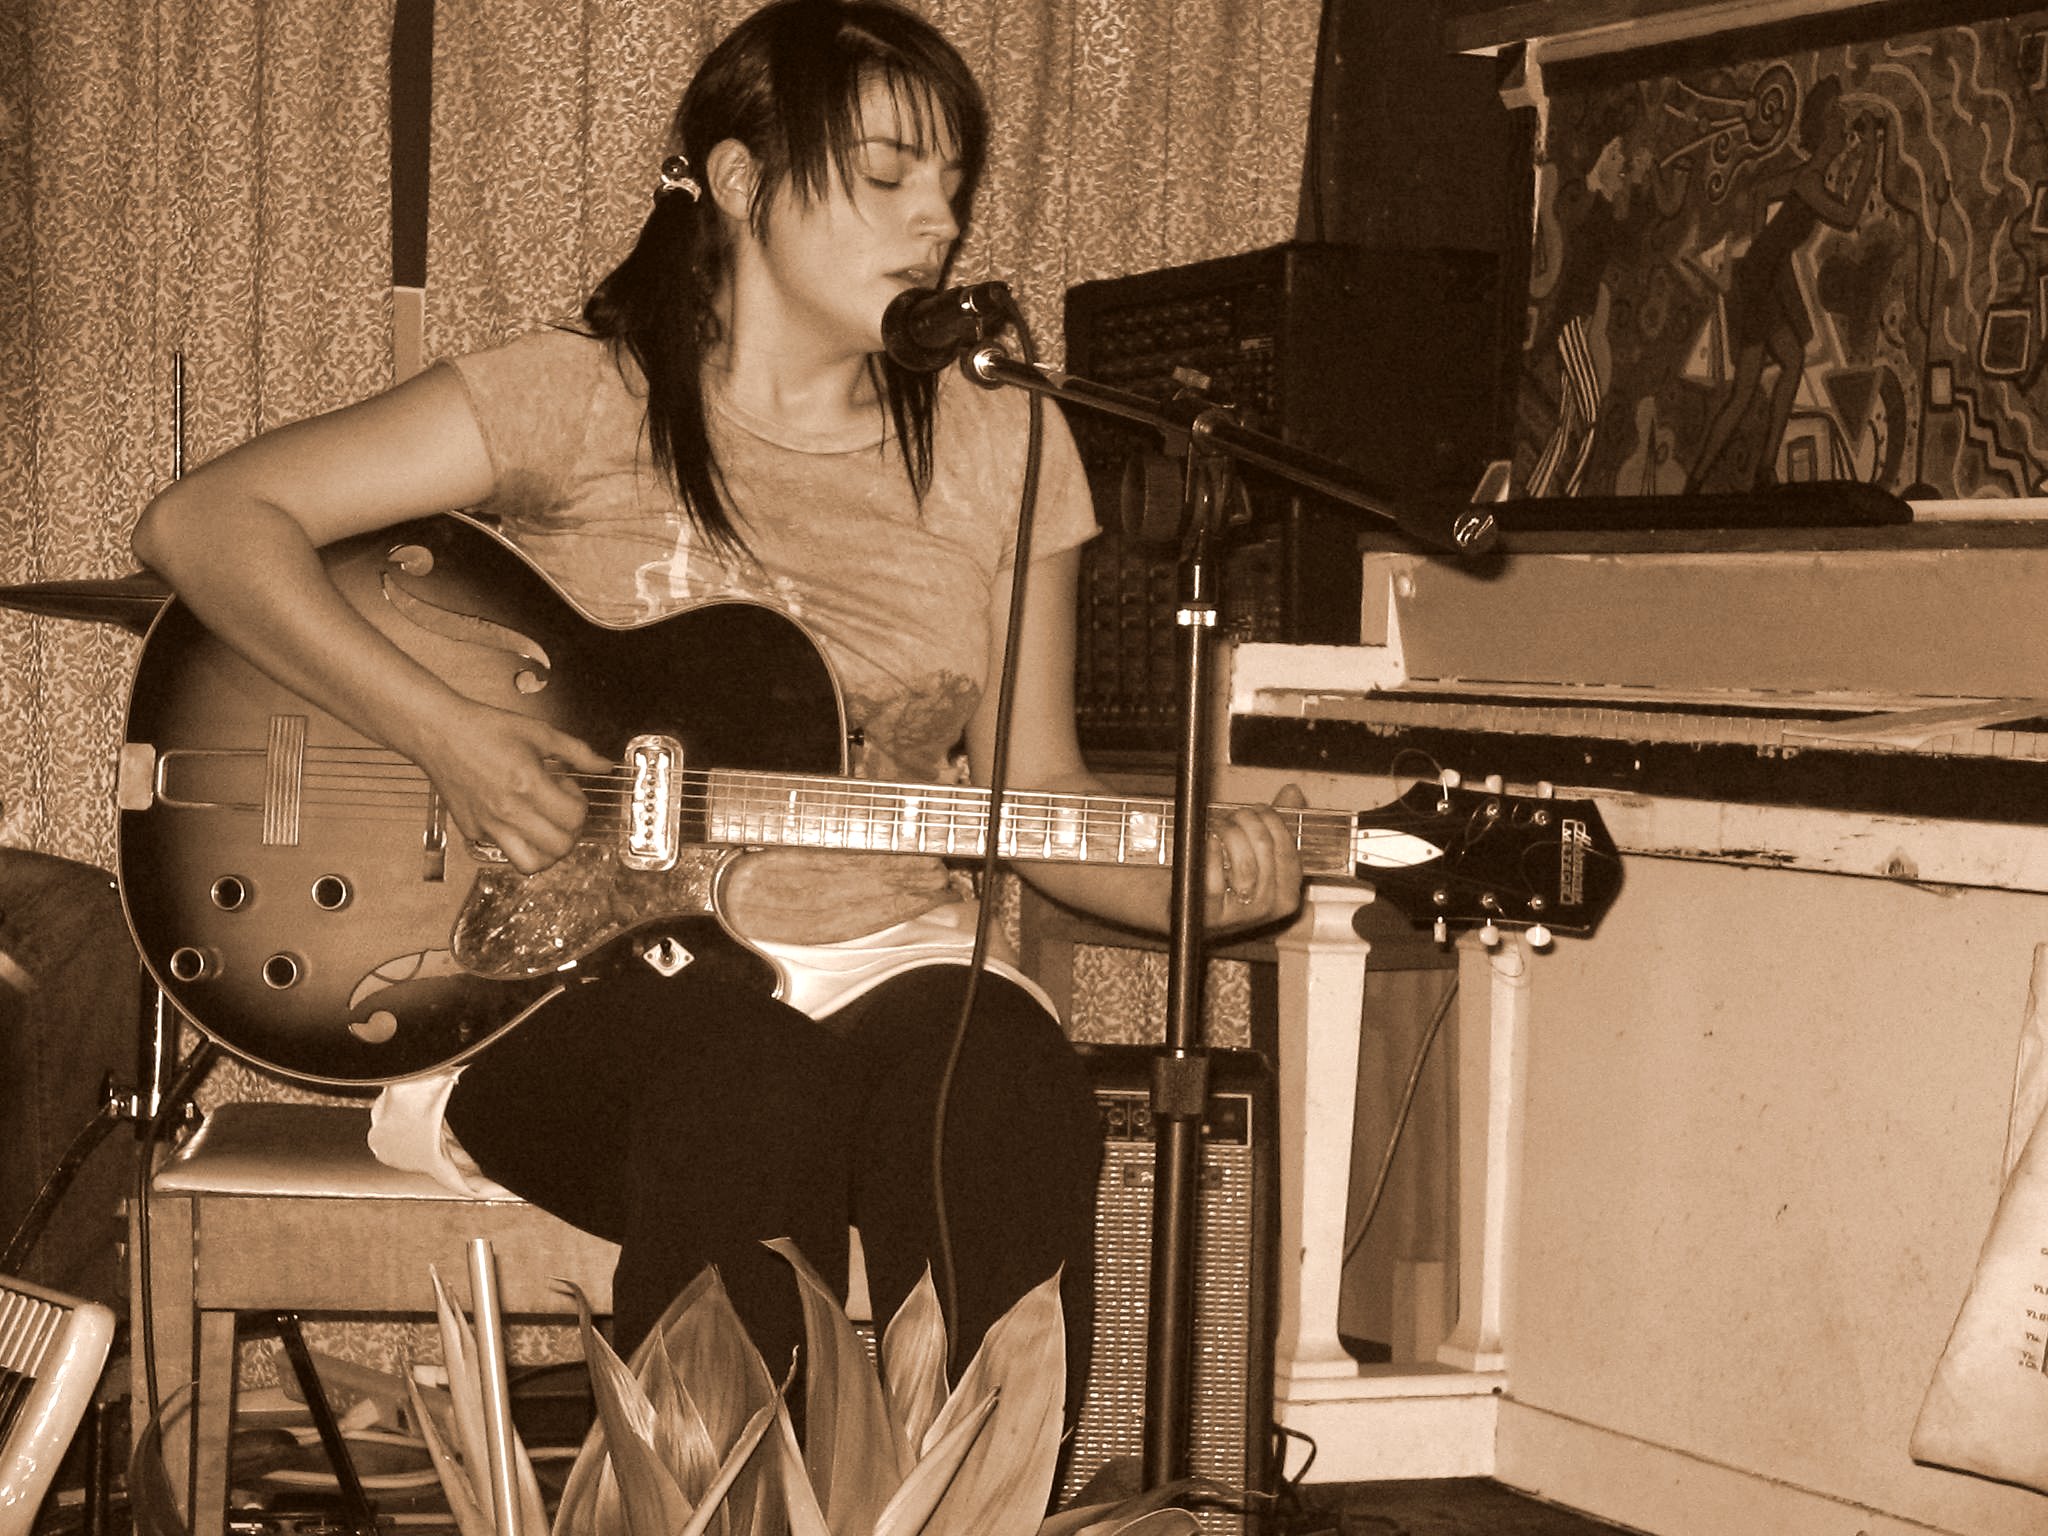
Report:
467,1239,524,1536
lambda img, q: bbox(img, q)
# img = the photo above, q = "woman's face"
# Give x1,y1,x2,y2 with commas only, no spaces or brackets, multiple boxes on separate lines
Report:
743,77,966,362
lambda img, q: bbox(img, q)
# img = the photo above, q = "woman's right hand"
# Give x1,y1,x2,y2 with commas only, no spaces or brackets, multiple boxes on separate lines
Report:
407,698,613,874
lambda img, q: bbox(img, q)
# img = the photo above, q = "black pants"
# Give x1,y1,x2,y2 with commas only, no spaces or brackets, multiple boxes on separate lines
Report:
446,959,1102,1424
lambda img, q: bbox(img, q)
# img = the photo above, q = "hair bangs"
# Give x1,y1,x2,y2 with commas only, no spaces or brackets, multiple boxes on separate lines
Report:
769,7,987,221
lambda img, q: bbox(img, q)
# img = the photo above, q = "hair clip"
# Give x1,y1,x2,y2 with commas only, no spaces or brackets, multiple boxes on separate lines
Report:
657,153,702,202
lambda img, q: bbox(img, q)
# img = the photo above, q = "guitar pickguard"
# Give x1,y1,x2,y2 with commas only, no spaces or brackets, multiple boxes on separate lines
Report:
451,846,728,978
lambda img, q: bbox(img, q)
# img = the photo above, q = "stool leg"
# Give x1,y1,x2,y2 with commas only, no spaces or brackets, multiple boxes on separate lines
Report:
189,1310,236,1536
132,1190,198,1526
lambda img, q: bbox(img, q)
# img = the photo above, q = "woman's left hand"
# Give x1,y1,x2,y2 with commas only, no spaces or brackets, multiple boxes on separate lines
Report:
1206,784,1308,931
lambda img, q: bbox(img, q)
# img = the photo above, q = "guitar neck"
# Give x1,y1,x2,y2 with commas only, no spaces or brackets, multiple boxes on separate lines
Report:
695,770,1361,878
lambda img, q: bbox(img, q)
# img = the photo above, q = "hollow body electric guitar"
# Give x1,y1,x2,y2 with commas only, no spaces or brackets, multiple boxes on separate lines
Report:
116,515,1621,1086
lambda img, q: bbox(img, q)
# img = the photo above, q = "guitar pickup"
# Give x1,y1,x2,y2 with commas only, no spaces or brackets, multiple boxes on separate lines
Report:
623,734,683,871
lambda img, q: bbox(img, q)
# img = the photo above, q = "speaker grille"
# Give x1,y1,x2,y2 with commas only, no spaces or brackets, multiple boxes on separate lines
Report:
1063,1055,1271,1536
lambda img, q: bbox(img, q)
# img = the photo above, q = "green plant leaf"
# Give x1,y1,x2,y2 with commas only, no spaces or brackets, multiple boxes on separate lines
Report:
645,1337,723,1500
672,1393,784,1536
637,1265,780,1449
880,1267,948,1456
429,1267,493,1495
511,1414,551,1535
554,1272,785,1536
773,1395,835,1536
913,1270,1065,1536
404,1376,493,1536
766,1237,908,1532
871,1389,998,1536
566,1282,696,1536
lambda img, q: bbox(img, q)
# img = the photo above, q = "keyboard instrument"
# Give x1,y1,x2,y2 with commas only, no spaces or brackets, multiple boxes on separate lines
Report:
1226,526,2048,890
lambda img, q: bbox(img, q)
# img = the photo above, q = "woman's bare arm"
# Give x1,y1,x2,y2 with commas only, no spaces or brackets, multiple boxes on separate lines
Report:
131,367,610,871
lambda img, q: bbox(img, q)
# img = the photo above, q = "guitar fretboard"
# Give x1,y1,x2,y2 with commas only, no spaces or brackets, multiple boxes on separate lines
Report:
693,771,1364,876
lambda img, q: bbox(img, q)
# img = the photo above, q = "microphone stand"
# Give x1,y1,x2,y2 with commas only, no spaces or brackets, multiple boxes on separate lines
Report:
958,343,1496,1487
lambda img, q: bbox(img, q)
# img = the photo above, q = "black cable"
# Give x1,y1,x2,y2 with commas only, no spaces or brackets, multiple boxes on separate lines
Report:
136,1038,219,1435
929,301,1045,1356
1,1096,124,1274
1342,975,1458,1268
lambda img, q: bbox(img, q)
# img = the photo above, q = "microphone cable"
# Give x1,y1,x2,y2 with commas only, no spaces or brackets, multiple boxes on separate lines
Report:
926,290,1043,1359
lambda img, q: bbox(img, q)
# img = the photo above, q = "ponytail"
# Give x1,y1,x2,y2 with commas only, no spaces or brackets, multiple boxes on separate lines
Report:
583,188,746,552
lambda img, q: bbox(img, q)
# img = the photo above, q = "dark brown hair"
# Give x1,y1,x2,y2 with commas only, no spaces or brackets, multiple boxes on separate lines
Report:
581,0,989,551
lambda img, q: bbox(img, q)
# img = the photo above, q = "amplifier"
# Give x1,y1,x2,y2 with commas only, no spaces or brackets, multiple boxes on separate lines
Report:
1062,242,1501,762
1064,1046,1276,1536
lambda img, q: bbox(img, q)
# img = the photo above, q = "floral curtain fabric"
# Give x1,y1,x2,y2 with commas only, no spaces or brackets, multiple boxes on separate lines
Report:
1,0,394,866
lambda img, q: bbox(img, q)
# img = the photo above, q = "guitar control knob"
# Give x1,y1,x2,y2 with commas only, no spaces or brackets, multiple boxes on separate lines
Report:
1479,921,1501,948
310,874,352,911
167,946,216,983
1527,924,1554,949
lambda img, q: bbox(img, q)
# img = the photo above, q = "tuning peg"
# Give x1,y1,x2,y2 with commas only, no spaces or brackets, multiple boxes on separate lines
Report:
1436,768,1461,812
1479,920,1501,948
1535,781,1555,798
1483,774,1504,794
1527,924,1553,949
1433,917,1449,944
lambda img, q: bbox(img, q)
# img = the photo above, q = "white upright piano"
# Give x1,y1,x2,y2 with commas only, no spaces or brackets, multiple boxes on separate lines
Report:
1227,526,2048,1536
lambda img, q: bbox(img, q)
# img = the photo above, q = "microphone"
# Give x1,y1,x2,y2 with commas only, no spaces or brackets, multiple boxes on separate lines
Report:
882,281,1014,372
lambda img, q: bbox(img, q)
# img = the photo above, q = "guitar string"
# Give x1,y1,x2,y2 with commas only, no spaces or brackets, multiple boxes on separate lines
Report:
223,748,1545,890
286,747,1415,832
284,763,1393,834
257,791,1521,891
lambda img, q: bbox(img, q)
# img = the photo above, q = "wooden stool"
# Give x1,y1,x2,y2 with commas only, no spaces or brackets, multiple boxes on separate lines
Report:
131,1101,619,1536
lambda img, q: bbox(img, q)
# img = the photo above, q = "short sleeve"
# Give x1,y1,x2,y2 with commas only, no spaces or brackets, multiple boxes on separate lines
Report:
941,379,1097,573
441,329,609,522
1010,399,1101,570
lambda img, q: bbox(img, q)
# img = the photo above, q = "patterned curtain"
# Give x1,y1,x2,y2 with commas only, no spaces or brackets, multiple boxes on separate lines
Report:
1,0,394,869
425,0,1319,360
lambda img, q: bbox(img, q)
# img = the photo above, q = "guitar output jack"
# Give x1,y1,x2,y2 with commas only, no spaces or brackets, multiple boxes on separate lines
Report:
261,953,303,990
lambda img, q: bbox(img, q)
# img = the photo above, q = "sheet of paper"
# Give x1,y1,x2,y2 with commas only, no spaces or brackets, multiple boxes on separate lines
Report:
1912,943,2048,1492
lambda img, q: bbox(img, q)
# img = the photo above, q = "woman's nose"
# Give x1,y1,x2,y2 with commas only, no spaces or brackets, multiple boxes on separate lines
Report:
912,182,959,242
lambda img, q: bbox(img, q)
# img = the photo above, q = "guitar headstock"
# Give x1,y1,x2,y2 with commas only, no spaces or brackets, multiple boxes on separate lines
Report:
1353,779,1623,944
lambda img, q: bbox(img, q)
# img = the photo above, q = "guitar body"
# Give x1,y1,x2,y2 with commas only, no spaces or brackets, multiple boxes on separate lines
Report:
118,516,847,1085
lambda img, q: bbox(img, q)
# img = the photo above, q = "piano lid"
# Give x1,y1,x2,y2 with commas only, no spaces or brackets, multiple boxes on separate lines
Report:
1229,530,2048,830
1357,535,2048,705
